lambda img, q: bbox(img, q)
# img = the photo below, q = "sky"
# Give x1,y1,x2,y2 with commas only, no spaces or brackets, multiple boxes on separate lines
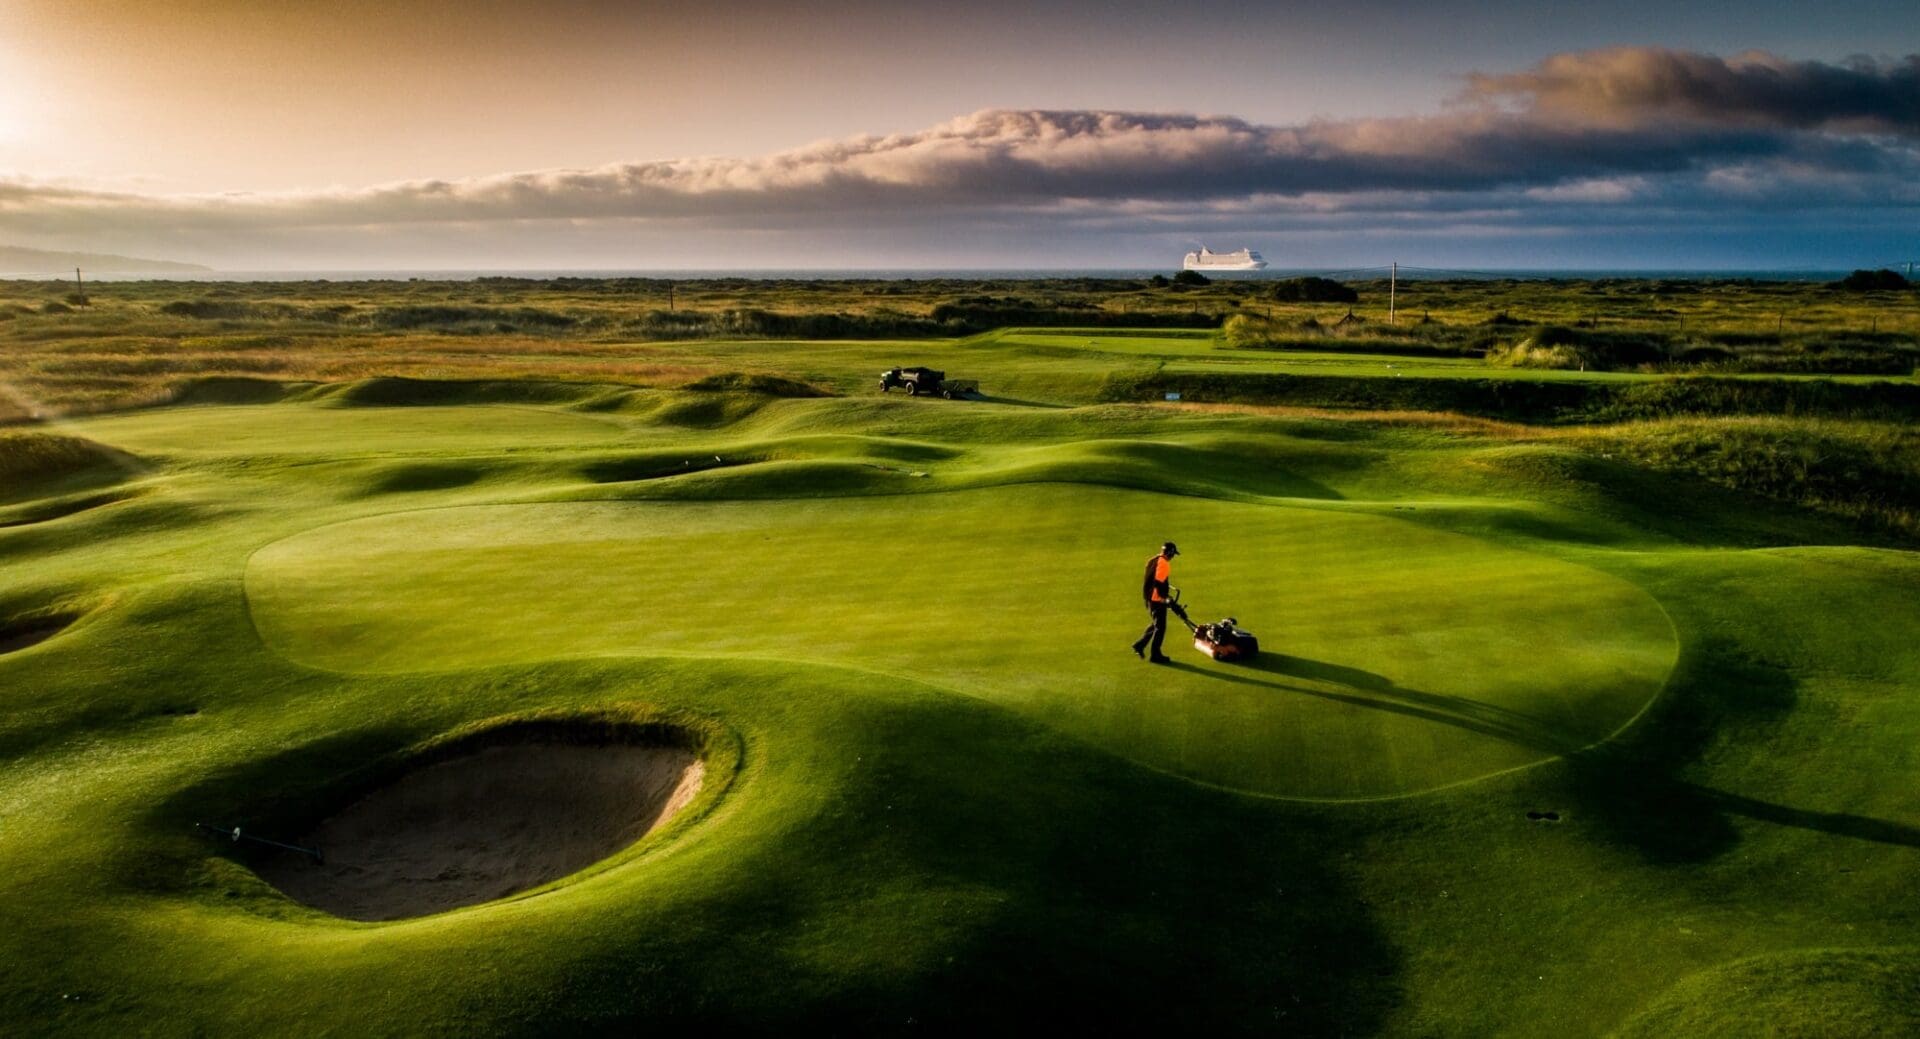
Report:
0,0,1915,270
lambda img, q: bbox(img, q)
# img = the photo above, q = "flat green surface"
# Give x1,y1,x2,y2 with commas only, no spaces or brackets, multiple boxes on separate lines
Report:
249,488,1674,799
3,383,1917,1035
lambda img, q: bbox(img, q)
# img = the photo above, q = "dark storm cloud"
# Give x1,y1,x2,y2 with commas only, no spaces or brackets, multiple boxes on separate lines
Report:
1464,48,1920,135
2,48,1914,240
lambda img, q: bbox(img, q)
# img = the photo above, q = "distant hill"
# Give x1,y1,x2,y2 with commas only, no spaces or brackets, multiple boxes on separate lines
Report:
0,245,211,275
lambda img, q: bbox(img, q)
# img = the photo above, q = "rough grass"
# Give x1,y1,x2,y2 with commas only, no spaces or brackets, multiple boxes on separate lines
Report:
3,275,1915,418
1104,368,1920,426
1569,418,1920,540
3,306,1918,1034
0,431,138,500
1615,948,1920,1037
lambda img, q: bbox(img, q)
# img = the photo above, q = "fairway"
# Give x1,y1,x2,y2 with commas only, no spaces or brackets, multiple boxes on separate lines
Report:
249,487,1675,799
6,383,1917,1036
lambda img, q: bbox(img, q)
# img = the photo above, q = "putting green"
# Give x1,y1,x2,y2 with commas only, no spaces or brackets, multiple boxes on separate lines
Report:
247,484,1677,799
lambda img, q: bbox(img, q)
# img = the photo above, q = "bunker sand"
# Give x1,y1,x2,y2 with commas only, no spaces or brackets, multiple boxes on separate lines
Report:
261,741,703,921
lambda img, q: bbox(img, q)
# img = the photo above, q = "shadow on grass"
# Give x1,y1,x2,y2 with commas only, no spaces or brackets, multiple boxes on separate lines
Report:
973,394,1071,409
1164,653,1580,755
582,690,1406,1033
136,724,423,893
1560,639,1920,860
1174,643,1920,860
144,676,1407,1032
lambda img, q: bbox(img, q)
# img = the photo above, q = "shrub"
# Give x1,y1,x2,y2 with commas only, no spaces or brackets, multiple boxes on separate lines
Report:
680,373,831,397
1488,340,1586,369
617,308,956,341
1224,313,1478,357
1171,270,1210,286
364,305,576,331
1268,277,1358,303
1829,269,1910,292
1587,419,1920,540
1676,345,1737,366
1487,326,1672,370
927,300,1216,331
161,299,256,320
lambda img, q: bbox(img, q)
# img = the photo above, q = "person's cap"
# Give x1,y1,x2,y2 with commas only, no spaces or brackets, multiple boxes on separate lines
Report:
1162,541,1180,556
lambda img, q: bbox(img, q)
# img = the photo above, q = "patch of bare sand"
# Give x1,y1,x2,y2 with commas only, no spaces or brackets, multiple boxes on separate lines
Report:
261,741,703,921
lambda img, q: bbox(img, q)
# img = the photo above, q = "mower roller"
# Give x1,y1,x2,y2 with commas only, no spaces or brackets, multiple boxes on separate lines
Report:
1167,588,1260,662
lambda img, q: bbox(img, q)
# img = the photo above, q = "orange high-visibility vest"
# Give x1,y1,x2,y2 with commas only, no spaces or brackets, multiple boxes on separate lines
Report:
1147,555,1171,601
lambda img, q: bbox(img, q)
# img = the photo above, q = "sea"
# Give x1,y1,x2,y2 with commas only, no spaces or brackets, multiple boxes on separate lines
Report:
64,267,1867,283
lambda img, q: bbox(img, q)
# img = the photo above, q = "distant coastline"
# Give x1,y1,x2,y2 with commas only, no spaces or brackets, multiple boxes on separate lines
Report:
41,266,1865,283
0,245,211,275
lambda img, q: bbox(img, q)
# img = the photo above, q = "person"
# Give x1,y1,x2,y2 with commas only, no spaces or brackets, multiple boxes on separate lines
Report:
1131,541,1180,663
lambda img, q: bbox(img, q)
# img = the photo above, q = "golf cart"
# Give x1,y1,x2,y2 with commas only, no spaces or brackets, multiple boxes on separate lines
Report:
879,366,979,400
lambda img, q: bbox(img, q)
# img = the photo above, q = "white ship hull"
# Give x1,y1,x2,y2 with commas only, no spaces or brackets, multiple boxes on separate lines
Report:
1183,247,1267,271
1183,259,1269,270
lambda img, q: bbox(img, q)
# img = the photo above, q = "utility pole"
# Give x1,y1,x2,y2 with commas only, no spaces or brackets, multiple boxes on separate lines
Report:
1388,261,1397,325
74,267,83,298
667,282,675,312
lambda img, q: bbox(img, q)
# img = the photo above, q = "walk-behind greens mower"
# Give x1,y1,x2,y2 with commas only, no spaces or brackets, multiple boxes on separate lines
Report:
1167,589,1260,662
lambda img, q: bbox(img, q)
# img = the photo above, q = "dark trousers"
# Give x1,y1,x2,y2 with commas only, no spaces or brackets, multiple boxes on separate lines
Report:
1134,600,1169,657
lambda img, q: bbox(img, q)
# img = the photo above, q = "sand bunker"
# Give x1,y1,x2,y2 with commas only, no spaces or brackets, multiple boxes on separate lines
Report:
259,739,703,921
0,613,78,655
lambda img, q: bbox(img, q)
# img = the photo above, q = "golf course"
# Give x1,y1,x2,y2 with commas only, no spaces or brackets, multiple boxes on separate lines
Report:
3,293,1919,1034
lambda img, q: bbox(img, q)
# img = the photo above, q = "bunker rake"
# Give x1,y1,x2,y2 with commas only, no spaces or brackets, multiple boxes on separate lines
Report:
195,822,324,864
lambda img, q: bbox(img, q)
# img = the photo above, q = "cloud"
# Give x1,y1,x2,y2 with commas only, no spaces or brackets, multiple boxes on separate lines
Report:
2,47,1916,262
1463,48,1920,136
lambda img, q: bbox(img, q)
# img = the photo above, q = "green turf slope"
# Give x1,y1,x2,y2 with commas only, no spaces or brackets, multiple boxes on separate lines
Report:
1,387,1915,1036
1614,947,1920,1037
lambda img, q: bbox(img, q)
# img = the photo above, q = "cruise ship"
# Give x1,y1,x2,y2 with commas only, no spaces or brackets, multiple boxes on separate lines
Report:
1183,246,1268,271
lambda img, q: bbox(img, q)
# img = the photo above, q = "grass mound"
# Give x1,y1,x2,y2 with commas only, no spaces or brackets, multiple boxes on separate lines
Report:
164,376,296,406
581,451,754,484
0,611,80,655
646,394,773,428
323,377,601,408
1576,418,1920,540
1615,948,1920,1037
360,462,485,495
0,431,138,501
680,372,831,397
256,720,706,921
0,489,137,529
